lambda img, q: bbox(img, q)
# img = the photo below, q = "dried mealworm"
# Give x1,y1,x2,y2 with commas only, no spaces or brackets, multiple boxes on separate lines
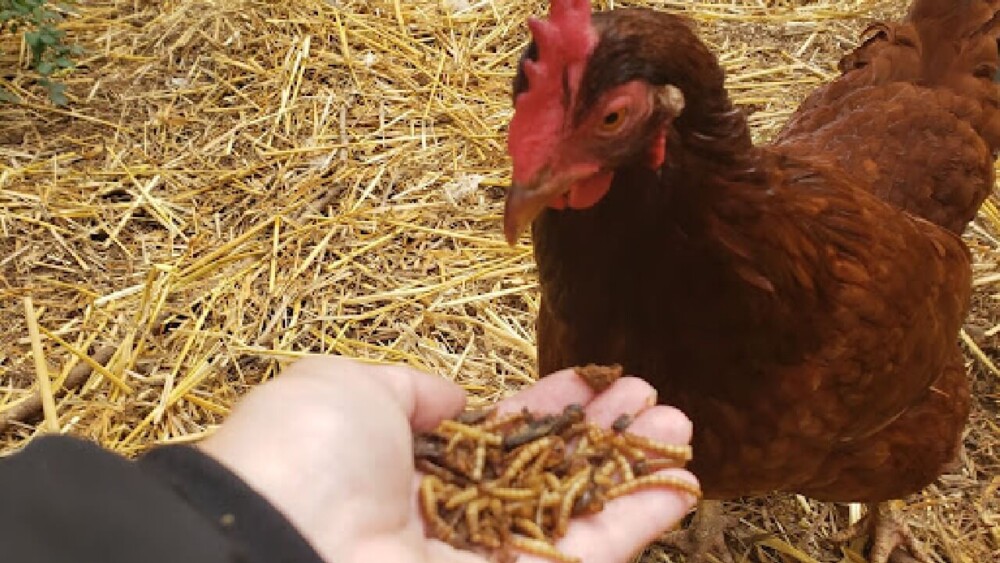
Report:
474,530,502,549
614,451,635,482
562,457,592,486
451,444,479,477
446,431,464,454
456,407,495,425
622,432,692,461
465,497,490,539
606,473,703,500
552,404,585,434
574,363,623,393
506,500,536,520
610,435,648,461
586,424,608,446
513,517,547,541
556,467,592,537
611,413,633,432
593,473,615,488
539,490,563,508
482,486,539,501
413,435,445,458
444,485,479,510
503,420,556,449
510,535,580,563
416,458,465,484
596,458,618,481
561,420,590,442
481,412,524,432
633,457,684,476
522,473,549,494
499,436,556,482
525,445,550,478
543,472,562,491
504,404,585,450
439,419,503,446
414,396,696,561
420,477,458,543
472,438,487,481
489,498,508,538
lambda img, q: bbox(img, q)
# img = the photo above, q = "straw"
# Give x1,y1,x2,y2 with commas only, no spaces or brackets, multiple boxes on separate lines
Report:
1,1,998,561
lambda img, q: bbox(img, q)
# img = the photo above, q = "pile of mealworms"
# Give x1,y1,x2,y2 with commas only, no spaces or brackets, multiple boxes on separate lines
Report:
414,365,701,563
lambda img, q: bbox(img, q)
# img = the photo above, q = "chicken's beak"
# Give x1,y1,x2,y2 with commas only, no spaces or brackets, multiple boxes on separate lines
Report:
503,172,570,245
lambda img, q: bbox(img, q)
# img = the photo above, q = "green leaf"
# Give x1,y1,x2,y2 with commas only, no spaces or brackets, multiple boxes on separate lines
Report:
0,88,20,104
24,29,41,47
40,79,67,106
39,27,60,44
2,0,80,106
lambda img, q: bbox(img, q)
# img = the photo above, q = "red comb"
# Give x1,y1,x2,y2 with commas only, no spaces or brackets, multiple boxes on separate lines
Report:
508,0,598,185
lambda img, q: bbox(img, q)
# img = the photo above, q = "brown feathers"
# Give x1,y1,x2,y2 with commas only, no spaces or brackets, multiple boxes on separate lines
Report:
515,0,996,504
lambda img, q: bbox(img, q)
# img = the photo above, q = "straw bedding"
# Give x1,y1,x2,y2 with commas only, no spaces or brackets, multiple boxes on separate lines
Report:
1,1,997,561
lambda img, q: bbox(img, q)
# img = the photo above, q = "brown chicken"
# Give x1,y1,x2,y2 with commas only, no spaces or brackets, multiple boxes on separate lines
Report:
500,0,1000,561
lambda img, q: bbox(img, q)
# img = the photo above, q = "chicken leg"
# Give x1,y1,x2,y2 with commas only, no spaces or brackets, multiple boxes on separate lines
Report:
657,499,735,563
830,502,930,563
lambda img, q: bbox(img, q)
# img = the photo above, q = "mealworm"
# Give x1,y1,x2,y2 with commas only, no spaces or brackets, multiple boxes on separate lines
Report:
557,466,592,537
499,436,556,482
420,477,458,543
413,391,701,563
622,432,693,461
606,473,703,500
440,419,503,446
514,517,547,540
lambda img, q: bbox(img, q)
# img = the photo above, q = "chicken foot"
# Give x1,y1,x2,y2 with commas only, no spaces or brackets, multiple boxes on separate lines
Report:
657,499,735,563
830,502,930,563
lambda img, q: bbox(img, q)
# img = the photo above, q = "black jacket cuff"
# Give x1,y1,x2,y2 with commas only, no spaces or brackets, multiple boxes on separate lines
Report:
0,434,325,563
138,442,325,563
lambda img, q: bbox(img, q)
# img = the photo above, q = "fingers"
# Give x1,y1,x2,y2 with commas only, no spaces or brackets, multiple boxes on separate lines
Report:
582,376,658,427
628,404,694,445
495,369,597,416
494,368,660,423
496,369,682,436
496,369,690,444
281,356,692,447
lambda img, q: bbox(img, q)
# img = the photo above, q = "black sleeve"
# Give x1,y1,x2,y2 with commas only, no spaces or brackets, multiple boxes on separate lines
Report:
0,434,325,563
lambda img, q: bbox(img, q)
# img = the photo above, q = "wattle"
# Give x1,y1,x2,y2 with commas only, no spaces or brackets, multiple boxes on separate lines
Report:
564,171,615,209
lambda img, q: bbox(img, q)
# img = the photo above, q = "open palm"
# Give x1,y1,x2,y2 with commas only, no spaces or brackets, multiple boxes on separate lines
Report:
198,356,699,563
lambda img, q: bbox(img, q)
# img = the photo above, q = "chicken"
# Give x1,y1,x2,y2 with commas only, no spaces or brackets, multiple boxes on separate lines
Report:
500,0,1000,561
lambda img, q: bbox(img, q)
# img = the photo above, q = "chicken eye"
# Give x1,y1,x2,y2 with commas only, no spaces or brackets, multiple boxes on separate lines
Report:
600,108,629,131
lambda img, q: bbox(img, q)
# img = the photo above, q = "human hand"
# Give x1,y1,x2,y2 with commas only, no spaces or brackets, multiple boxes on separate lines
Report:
198,356,698,563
